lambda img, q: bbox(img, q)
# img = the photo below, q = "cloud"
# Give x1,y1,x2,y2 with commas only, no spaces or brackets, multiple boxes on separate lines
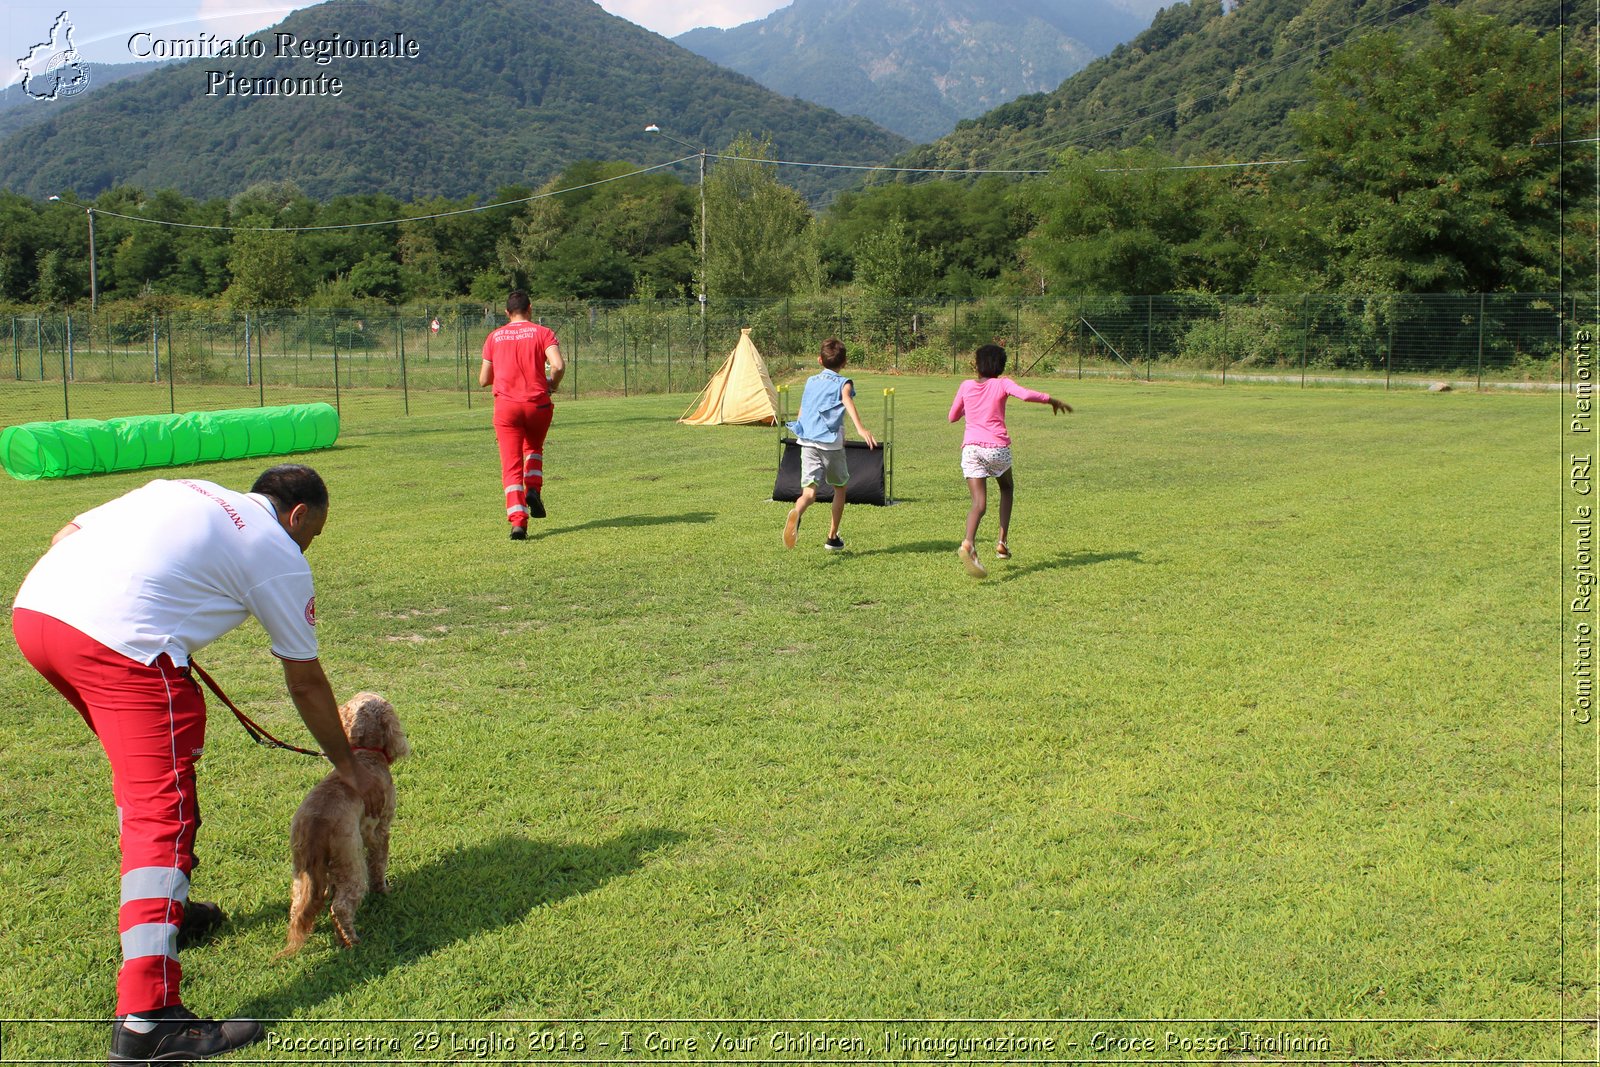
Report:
597,0,789,39
192,0,303,41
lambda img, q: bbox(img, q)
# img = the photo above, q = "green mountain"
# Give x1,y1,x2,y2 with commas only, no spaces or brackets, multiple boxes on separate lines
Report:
0,60,167,141
0,0,909,203
675,0,1150,142
899,0,1571,170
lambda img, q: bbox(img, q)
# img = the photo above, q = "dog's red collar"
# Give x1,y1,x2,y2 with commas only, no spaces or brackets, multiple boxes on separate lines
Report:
351,745,391,765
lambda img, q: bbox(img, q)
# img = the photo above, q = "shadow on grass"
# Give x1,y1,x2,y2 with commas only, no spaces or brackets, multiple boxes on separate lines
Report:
234,827,684,1018
997,548,1148,580
848,539,959,558
536,512,715,537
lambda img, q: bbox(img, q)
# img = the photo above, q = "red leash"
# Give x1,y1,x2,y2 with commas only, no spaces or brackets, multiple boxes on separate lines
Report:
188,660,324,759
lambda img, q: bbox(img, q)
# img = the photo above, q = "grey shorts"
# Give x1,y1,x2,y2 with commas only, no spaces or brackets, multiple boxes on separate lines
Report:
801,444,849,488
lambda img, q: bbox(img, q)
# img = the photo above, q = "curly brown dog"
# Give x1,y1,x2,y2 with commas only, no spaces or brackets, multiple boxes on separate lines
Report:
280,692,409,954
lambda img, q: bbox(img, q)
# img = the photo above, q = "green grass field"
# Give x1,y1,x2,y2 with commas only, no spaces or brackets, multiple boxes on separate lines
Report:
0,375,1588,1063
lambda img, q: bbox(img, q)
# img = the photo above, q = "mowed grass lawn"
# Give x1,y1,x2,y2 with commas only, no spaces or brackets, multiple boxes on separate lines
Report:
0,375,1583,1062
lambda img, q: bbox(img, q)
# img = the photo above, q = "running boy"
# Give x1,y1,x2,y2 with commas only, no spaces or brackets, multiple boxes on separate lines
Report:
784,338,878,551
948,343,1071,577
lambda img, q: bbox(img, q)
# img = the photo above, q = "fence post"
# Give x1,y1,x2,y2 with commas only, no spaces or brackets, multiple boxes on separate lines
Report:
951,301,958,375
399,316,409,416
101,311,113,385
167,322,176,414
36,316,44,379
1146,295,1154,381
1300,294,1309,389
66,313,74,381
11,316,18,379
1220,300,1228,386
1476,293,1485,391
332,319,342,419
257,318,266,408
60,319,70,420
1386,314,1393,391
459,314,470,411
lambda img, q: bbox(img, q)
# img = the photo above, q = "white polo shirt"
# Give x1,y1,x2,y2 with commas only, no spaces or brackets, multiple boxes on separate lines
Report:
14,478,319,666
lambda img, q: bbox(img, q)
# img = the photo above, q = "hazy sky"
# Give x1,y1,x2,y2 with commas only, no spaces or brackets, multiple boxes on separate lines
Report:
4,0,791,84
598,0,789,38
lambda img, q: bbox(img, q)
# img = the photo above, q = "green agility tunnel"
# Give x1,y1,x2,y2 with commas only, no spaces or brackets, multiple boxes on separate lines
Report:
0,403,339,481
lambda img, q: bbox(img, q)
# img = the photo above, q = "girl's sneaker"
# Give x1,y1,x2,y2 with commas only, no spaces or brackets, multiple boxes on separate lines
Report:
996,540,1011,560
958,543,987,578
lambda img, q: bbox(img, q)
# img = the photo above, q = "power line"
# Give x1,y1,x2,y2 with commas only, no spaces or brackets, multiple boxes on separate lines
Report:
70,157,694,233
711,153,1048,176
713,151,1306,176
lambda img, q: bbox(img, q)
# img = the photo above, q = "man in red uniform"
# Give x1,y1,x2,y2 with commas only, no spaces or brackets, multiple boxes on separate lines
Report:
11,464,378,1064
480,291,565,540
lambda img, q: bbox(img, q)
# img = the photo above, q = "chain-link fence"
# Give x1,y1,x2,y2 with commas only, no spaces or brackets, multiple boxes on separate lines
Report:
1,293,1585,430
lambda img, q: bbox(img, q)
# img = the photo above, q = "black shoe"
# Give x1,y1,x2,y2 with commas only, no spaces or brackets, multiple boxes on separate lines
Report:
509,524,527,541
176,901,224,950
824,536,845,552
110,1005,263,1064
527,490,546,519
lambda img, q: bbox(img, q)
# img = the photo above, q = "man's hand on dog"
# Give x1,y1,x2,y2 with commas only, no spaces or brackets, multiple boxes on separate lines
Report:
336,762,384,819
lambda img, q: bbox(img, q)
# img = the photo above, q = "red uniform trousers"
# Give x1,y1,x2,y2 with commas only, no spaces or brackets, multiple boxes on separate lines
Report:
493,398,553,527
12,608,204,1016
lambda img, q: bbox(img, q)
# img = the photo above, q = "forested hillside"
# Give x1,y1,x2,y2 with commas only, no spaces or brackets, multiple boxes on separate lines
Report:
0,2,1587,309
900,0,1575,169
0,0,907,203
0,61,165,140
675,0,1147,141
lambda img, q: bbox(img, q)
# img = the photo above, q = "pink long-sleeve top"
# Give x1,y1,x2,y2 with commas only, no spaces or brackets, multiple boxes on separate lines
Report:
948,376,1053,448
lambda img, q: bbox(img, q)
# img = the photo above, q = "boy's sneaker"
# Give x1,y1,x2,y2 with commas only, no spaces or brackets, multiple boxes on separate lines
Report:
958,543,988,578
177,901,225,949
526,490,546,519
110,1005,263,1065
824,536,845,552
509,524,527,541
783,508,801,549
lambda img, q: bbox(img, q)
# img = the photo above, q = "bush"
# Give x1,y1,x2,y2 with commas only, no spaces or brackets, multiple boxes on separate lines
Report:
1175,299,1299,369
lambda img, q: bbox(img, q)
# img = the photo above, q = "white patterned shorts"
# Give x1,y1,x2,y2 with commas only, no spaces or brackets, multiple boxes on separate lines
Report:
961,444,1013,479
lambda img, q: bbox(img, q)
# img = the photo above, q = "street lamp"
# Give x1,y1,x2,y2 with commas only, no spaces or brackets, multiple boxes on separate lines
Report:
48,194,97,310
646,124,708,361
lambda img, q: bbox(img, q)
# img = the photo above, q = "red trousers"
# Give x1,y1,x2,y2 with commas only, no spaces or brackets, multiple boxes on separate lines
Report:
13,608,203,1015
493,399,553,526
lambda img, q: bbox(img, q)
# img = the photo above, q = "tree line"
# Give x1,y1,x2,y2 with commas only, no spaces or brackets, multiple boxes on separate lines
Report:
0,12,1589,314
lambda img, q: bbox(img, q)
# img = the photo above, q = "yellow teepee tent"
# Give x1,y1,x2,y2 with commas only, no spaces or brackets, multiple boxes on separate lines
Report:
678,328,780,426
